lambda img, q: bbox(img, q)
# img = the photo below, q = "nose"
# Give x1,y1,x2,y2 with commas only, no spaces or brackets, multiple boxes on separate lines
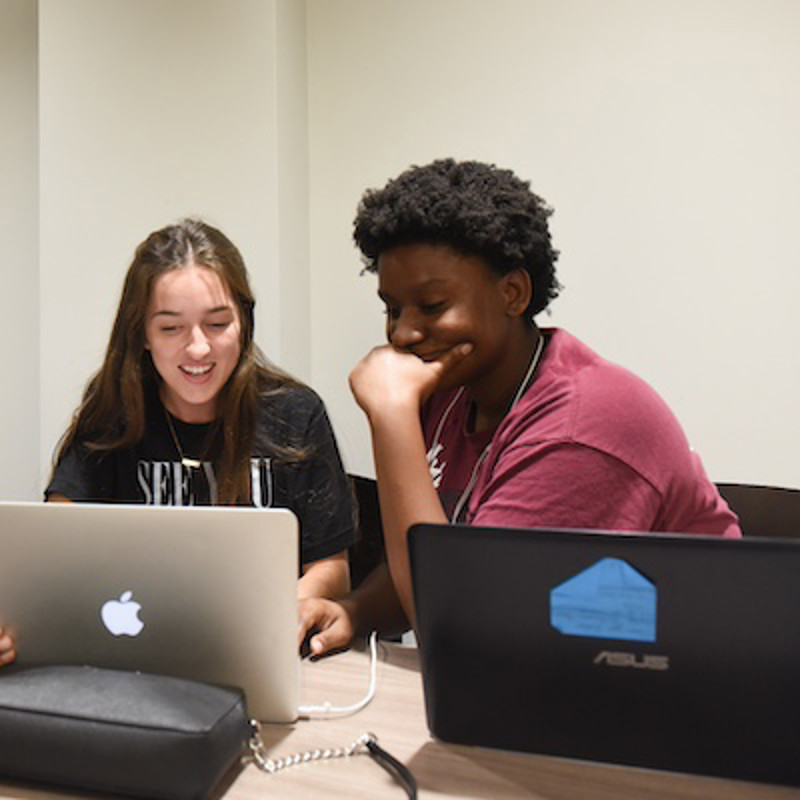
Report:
186,325,211,359
388,309,424,350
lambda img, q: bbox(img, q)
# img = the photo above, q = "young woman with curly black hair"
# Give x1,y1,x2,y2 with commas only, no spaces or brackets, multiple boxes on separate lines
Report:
298,158,740,655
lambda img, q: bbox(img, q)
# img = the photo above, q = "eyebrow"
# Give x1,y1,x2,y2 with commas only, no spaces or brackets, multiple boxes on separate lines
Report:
151,305,233,319
378,278,449,302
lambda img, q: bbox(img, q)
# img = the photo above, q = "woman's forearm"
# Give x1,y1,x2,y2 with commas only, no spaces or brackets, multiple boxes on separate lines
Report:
297,551,351,600
368,409,447,628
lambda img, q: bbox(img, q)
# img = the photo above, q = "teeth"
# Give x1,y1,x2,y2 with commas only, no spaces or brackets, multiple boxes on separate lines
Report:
181,365,212,376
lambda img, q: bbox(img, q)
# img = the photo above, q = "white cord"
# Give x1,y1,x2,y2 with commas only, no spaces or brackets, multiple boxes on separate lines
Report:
296,630,378,717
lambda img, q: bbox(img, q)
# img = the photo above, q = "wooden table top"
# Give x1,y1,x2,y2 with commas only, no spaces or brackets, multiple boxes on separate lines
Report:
1,640,799,799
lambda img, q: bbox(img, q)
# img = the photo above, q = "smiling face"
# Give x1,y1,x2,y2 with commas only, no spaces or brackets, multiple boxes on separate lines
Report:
145,263,242,422
378,243,532,399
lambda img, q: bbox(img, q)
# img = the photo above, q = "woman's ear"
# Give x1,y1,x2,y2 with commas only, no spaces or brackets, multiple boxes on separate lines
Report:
501,269,533,318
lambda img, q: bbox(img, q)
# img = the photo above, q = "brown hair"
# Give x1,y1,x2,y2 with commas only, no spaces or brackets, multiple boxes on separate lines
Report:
53,218,301,504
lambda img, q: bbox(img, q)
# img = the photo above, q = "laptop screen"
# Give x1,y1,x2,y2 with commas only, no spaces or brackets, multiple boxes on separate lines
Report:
0,501,299,722
410,523,800,786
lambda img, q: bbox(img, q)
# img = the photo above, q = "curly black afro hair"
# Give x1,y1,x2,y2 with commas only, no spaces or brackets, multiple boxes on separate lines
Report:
353,158,560,317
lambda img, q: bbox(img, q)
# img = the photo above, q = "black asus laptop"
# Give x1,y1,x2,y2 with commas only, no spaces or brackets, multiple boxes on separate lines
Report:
409,524,800,786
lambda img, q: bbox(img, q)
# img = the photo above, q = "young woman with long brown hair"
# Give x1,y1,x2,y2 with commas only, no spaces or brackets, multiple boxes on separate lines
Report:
0,219,355,667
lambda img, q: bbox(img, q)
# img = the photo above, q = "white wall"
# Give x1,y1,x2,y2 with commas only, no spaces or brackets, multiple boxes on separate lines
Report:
0,0,39,499
3,0,798,497
307,0,800,488
36,0,308,491
275,0,311,380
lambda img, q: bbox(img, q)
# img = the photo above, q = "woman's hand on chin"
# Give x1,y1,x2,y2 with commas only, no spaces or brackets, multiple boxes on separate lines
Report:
349,342,472,417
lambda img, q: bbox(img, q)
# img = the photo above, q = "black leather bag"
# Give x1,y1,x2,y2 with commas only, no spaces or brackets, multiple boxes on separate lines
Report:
0,664,252,799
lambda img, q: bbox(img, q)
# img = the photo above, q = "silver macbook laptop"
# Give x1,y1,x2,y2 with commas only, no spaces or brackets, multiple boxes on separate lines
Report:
410,523,800,787
0,501,299,722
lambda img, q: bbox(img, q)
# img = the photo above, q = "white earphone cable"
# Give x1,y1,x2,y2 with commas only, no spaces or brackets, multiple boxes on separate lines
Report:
297,630,378,717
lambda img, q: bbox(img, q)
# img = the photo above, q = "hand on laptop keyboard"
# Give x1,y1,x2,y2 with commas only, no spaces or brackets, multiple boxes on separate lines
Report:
0,626,16,666
297,597,354,658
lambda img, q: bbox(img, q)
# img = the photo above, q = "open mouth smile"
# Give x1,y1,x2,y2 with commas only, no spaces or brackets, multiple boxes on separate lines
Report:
179,364,214,378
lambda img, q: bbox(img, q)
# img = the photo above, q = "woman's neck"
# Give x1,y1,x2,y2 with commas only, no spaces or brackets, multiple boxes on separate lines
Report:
469,326,544,434
160,389,218,424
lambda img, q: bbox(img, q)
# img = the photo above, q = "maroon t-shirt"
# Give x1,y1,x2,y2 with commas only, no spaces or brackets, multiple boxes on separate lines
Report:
423,328,740,537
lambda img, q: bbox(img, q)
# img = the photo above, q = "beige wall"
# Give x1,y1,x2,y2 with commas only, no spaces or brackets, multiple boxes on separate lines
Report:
2,0,798,497
307,0,800,487
35,0,308,492
276,0,311,380
0,0,39,498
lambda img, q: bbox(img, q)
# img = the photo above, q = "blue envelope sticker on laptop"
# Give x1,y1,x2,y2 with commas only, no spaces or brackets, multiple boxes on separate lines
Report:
550,558,656,643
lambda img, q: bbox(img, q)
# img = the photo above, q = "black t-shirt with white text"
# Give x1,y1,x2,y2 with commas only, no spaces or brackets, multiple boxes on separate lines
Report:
46,385,355,565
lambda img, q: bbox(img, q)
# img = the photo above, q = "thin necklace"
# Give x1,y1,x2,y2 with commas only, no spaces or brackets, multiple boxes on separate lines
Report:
447,333,546,524
164,406,204,469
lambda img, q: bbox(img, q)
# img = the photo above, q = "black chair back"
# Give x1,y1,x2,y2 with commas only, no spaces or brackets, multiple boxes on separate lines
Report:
716,483,800,538
347,475,385,588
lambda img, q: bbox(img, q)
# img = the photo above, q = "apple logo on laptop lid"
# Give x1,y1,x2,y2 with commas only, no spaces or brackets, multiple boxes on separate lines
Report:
100,590,145,636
